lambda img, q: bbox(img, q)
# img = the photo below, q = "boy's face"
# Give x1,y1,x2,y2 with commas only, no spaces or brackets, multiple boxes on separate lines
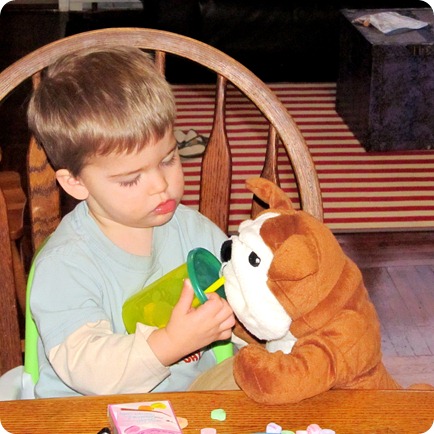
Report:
76,129,185,230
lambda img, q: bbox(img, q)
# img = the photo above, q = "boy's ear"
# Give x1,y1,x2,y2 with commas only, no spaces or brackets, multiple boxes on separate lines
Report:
56,169,89,201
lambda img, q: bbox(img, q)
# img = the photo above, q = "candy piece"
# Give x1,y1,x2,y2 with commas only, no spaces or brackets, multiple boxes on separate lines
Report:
295,431,307,434
150,402,167,409
307,424,323,434
201,428,217,434
210,408,226,421
266,422,282,433
281,431,295,434
322,430,335,434
177,417,188,429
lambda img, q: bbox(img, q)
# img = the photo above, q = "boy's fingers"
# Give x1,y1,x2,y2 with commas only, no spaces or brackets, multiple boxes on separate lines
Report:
222,314,236,330
205,292,221,301
175,279,195,312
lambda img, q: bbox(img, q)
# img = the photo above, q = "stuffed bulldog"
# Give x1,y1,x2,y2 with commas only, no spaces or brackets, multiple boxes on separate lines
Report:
220,177,403,404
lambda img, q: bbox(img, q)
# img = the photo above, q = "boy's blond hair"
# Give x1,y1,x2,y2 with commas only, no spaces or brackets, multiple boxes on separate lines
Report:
28,46,176,176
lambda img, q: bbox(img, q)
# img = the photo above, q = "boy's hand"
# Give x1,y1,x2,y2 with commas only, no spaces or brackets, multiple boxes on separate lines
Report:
148,279,235,366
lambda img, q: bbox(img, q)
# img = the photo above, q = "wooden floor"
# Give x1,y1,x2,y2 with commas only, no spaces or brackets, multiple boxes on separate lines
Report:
336,231,434,388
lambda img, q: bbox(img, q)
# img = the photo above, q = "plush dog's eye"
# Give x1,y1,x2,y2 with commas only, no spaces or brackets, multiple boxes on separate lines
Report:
221,239,233,262
248,252,261,267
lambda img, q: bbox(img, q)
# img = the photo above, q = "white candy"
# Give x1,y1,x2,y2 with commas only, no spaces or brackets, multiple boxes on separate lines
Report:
266,422,282,433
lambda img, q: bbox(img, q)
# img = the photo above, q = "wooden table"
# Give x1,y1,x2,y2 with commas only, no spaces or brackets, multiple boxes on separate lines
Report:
0,390,433,433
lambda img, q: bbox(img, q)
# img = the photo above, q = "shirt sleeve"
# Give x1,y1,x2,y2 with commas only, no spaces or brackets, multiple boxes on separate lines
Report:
49,320,170,395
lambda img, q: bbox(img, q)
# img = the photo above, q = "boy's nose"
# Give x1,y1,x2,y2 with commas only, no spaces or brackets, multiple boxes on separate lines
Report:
149,169,168,194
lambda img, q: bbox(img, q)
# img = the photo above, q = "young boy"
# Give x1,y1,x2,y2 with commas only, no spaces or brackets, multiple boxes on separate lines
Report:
27,46,235,398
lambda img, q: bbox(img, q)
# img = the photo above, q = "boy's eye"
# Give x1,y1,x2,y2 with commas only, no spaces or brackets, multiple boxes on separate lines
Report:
161,149,178,166
119,174,141,187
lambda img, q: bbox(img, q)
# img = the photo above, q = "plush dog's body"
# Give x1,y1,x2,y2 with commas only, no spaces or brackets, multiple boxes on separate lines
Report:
222,178,402,404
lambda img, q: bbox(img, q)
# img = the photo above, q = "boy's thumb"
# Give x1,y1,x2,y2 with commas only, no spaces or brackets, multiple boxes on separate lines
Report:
176,278,195,311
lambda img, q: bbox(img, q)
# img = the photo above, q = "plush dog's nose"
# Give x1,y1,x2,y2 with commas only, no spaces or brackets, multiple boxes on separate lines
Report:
220,239,232,262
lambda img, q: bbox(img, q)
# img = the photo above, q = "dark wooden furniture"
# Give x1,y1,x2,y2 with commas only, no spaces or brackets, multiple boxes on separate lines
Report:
336,8,434,151
0,160,26,377
0,183,22,375
0,389,433,433
0,171,27,315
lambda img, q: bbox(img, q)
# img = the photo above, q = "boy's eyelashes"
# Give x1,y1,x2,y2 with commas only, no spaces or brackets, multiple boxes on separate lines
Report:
116,150,179,187
161,151,178,167
119,174,142,188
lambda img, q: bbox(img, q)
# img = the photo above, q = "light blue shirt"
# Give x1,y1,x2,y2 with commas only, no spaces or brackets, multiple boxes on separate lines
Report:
30,201,228,397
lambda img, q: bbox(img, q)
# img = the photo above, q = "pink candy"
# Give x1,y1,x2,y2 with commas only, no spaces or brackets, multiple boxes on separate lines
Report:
296,424,335,434
200,429,217,434
307,424,323,434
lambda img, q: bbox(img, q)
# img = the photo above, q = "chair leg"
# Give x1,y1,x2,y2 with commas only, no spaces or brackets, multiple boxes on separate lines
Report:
0,171,27,316
12,241,26,316
0,188,23,375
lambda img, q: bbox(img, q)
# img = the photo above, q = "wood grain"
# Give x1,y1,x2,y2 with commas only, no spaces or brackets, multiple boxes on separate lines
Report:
0,187,22,375
0,390,433,434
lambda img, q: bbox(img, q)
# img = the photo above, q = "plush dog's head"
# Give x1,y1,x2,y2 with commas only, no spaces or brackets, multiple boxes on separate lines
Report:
221,179,409,404
221,178,347,342
221,211,291,341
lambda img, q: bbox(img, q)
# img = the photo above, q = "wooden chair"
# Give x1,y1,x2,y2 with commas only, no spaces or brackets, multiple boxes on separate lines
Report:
0,185,22,376
0,171,27,316
0,29,323,388
0,168,26,377
0,27,322,257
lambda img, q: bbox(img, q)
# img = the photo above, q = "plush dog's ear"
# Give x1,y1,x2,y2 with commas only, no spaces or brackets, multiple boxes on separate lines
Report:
269,233,319,281
246,178,294,211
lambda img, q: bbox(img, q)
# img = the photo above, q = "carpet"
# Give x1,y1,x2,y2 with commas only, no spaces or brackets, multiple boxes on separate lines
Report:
173,83,434,233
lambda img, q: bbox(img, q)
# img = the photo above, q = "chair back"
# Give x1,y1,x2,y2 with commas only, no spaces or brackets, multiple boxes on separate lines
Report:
0,29,323,378
0,28,322,255
0,186,22,376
